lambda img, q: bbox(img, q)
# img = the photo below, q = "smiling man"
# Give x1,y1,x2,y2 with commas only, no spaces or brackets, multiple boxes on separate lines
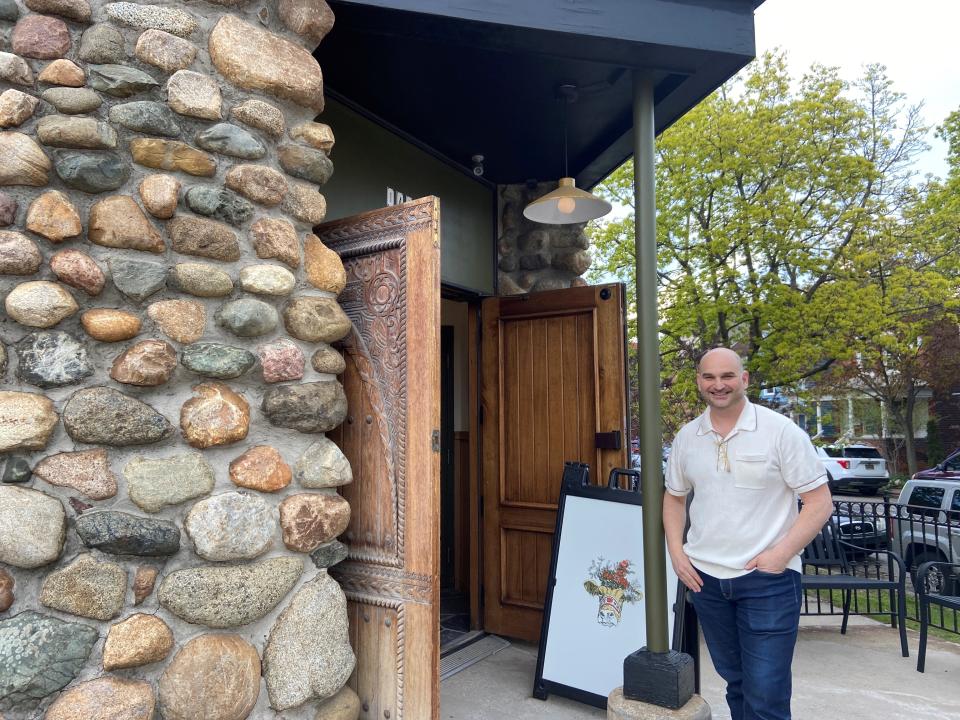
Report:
662,347,833,720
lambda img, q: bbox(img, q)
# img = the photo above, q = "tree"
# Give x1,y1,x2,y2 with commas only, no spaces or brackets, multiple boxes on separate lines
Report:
589,54,954,452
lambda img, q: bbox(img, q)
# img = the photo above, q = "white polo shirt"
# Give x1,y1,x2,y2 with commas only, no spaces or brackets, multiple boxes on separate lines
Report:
665,400,828,579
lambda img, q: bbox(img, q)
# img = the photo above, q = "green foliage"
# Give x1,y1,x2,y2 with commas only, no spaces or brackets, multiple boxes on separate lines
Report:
589,53,960,446
926,418,945,466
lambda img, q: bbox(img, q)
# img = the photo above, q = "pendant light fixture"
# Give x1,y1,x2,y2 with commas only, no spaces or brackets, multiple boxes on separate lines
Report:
523,85,612,225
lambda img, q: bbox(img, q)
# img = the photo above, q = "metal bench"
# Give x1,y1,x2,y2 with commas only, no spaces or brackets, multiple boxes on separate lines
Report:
801,522,909,657
916,561,960,672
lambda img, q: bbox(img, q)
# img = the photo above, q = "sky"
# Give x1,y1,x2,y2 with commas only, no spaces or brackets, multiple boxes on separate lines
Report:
753,0,960,180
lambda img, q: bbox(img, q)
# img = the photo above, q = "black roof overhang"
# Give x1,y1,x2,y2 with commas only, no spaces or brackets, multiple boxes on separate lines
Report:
316,1,763,188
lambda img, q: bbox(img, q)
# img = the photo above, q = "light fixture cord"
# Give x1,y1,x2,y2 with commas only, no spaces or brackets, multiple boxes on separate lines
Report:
562,96,569,178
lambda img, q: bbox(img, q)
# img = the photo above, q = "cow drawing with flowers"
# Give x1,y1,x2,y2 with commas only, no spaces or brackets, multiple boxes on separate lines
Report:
583,558,643,626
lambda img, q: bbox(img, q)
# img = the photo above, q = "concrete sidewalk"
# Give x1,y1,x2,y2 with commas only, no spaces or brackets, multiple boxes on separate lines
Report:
440,617,960,719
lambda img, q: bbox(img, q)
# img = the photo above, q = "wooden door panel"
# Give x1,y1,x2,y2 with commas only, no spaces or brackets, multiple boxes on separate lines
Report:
482,284,627,642
319,198,440,720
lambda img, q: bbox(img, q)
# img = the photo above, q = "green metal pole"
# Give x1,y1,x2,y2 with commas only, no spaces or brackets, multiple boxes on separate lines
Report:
633,70,668,654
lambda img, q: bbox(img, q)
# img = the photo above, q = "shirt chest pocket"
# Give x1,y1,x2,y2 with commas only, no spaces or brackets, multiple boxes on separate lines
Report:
734,452,768,489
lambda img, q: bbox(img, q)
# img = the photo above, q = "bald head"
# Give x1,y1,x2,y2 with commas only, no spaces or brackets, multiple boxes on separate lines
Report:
698,347,744,374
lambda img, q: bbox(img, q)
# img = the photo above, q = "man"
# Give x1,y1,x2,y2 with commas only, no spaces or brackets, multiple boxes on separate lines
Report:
663,348,833,720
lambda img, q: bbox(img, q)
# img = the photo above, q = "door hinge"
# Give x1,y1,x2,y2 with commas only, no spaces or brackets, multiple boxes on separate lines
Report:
479,495,484,516
431,429,441,453
479,405,484,425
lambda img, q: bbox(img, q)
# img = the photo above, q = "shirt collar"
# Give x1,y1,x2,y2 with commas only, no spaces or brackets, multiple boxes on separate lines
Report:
696,399,757,436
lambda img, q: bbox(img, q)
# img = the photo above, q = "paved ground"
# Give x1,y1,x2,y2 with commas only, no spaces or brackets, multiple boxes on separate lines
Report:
440,617,960,719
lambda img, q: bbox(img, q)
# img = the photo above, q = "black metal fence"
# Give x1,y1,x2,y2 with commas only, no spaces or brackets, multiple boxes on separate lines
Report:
801,496,960,638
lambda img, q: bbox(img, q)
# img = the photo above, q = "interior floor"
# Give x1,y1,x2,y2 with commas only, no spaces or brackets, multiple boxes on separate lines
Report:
440,589,476,653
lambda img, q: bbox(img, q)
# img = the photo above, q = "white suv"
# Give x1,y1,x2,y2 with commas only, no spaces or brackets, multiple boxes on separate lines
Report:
816,444,889,495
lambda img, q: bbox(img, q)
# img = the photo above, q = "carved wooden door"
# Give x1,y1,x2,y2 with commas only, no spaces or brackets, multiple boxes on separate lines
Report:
318,198,440,720
480,284,628,641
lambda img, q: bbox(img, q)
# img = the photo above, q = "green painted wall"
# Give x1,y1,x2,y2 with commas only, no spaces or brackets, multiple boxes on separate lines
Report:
319,99,495,295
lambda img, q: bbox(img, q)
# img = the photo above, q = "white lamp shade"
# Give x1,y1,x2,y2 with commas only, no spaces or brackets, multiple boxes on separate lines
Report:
522,177,612,224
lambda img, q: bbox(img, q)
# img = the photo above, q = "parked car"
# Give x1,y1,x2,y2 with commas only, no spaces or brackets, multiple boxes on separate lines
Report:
890,478,960,592
816,444,889,495
832,503,889,557
912,447,960,480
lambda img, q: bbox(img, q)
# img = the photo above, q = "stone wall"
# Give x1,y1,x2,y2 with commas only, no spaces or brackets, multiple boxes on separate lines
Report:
497,182,591,295
0,1,359,719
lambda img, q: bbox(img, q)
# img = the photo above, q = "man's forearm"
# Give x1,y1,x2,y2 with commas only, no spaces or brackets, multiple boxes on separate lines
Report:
662,493,688,557
771,483,834,561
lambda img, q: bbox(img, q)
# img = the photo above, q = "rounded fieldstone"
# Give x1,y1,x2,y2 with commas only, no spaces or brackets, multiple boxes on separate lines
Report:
79,24,125,63
279,493,350,552
289,121,335,152
279,0,335,44
33,448,117,499
262,572,354,711
159,634,261,720
229,445,291,492
279,143,334,185
89,64,160,97
12,15,72,60
158,556,303,628
109,256,166,302
169,262,233,297
50,248,106,296
531,276,570,292
258,338,304,383
131,137,217,176
210,15,324,111
294,436,352,488
262,381,348,433
0,392,58,453
310,539,349,570
81,308,141,342
63,386,174,446
311,343,346,374
180,342,256,379
180,382,250,448
282,181,327,224
105,2,198,37
0,0,19,20
239,263,296,296
251,216,300,267
147,299,206,343
0,568,12,612
185,491,274,561
24,0,91,23
0,231,42,275
283,295,352,343
25,189,81,242
89,195,165,253
124,450,215,513
0,486,65,568
135,28,197,72
168,215,240,260
2,455,32,483
0,612,98,714
0,132,51,186
552,248,592,274
315,685,362,720
16,331,92,388
110,338,178,386
184,185,253,227
41,87,101,115
76,510,181,555
519,253,548,271
109,100,181,137
40,554,126,620
37,58,85,87
5,281,78,328
224,163,287,206
139,173,180,218
0,88,39,128
231,98,285,137
304,233,346,294
45,677,155,720
195,123,266,159
0,51,33,87
133,565,158,605
0,192,17,225
167,70,222,120
216,298,279,337
103,614,174,670
53,150,130,192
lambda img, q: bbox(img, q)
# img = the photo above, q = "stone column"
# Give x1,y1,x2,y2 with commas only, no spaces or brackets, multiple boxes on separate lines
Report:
0,1,359,718
497,181,593,295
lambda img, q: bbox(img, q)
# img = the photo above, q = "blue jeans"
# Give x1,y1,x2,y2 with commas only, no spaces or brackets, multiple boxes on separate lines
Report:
690,569,802,720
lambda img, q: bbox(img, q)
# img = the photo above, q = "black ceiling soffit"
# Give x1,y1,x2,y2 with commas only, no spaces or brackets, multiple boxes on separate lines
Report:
316,1,762,188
